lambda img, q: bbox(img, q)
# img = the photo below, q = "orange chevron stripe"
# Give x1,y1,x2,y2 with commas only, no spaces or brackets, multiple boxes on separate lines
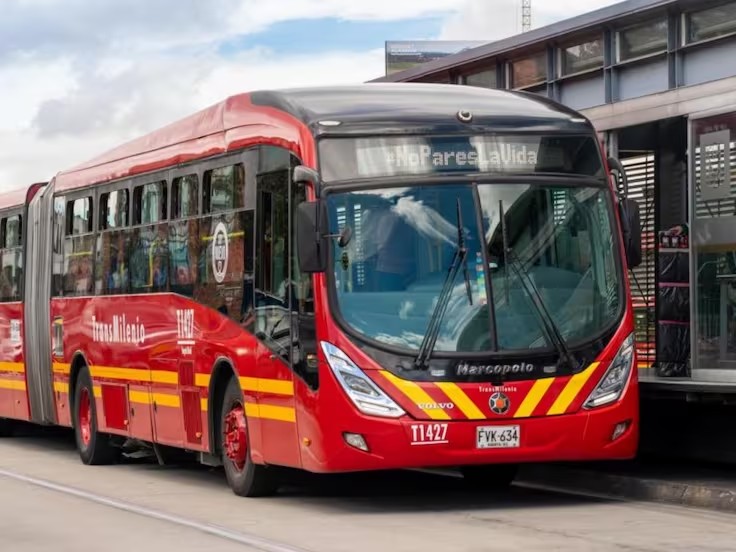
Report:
547,362,599,415
434,382,485,419
380,371,451,420
514,377,555,418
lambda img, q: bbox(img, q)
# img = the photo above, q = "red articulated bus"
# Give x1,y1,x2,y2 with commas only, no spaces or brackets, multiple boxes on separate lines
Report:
0,83,643,496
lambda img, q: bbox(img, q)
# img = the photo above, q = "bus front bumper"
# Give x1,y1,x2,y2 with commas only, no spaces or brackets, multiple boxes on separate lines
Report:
307,389,638,473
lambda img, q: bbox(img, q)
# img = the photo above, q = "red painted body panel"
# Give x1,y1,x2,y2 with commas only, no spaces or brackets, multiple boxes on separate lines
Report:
50,293,301,466
53,95,315,194
0,302,29,422
297,299,638,472
0,89,640,478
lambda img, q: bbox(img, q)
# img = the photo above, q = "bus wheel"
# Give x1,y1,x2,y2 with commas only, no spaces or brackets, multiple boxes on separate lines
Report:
220,377,278,497
73,368,118,465
460,464,518,491
0,418,13,437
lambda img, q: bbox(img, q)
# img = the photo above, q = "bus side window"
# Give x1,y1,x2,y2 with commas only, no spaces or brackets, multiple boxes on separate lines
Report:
97,189,131,295
0,214,22,302
130,181,169,293
63,196,94,296
52,197,65,297
169,174,199,297
255,151,290,358
290,153,317,389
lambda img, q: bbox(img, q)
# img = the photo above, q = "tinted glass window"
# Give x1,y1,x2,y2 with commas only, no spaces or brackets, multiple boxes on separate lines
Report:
512,51,547,88
67,197,92,235
3,215,21,248
0,213,22,302
687,3,736,43
204,164,245,214
255,148,291,358
100,189,129,230
617,20,668,61
134,181,167,225
172,174,198,219
561,37,604,75
465,68,497,88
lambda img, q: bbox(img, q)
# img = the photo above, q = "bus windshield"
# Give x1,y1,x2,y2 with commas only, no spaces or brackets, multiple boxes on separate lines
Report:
325,182,623,354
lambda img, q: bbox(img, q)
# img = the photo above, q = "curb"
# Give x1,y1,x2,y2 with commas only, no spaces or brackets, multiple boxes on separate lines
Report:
517,465,736,513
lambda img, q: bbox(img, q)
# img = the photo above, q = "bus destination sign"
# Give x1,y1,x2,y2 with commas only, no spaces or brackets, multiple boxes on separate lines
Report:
318,134,599,182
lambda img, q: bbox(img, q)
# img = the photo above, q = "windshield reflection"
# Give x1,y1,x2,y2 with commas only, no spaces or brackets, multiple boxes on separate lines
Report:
327,183,622,353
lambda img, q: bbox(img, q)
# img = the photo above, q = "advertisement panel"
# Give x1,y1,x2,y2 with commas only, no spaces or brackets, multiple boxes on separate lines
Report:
385,40,486,75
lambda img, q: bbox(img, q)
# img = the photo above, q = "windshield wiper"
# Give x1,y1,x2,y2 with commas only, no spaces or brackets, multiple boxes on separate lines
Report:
414,199,472,370
499,206,578,374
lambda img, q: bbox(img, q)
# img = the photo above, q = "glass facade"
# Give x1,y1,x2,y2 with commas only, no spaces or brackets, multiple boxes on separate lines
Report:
617,19,668,61
561,37,604,75
691,111,736,372
465,68,497,88
511,51,547,88
686,2,736,44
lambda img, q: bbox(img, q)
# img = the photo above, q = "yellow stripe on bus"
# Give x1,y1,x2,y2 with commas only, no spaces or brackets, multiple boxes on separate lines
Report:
53,362,71,374
129,390,180,408
434,382,485,419
91,366,177,385
0,362,24,373
53,382,107,399
0,379,25,391
244,403,296,423
547,362,599,415
514,377,555,418
380,371,451,421
240,377,294,396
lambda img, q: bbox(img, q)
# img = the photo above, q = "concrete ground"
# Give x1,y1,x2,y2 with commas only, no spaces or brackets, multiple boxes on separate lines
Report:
1,426,736,551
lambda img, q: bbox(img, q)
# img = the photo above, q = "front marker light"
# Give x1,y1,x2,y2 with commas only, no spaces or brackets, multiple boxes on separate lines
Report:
583,333,635,409
320,341,406,418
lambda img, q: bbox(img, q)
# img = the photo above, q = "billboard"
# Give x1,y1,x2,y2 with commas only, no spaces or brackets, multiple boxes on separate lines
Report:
385,40,486,76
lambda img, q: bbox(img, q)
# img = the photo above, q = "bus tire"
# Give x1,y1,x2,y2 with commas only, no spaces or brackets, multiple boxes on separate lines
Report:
0,418,13,437
461,463,518,491
220,377,278,497
73,368,118,465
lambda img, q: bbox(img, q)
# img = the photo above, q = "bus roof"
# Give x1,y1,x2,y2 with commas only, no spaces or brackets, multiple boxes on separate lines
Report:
250,83,587,131
0,186,31,211
53,83,592,193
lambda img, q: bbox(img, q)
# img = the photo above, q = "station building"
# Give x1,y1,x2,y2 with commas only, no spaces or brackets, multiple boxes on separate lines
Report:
371,0,736,397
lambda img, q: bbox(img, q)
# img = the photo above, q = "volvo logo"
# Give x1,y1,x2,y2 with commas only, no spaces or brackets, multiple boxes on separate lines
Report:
489,392,510,415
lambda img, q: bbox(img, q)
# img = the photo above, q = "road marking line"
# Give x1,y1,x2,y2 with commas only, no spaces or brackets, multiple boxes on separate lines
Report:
0,468,309,552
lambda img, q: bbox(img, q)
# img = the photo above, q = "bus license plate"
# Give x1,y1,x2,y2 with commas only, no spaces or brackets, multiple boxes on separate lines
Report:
476,425,520,449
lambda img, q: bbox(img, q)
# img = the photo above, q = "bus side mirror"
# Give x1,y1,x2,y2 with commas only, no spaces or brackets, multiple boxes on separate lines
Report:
296,200,328,273
620,198,642,269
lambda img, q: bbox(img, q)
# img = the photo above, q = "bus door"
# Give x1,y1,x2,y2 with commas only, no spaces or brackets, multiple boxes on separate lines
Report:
251,147,302,467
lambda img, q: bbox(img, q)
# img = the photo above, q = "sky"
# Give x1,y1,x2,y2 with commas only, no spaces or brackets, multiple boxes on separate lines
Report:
0,0,622,190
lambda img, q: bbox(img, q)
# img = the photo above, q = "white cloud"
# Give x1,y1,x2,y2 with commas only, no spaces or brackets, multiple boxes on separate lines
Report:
0,0,625,190
0,47,386,188
440,0,623,41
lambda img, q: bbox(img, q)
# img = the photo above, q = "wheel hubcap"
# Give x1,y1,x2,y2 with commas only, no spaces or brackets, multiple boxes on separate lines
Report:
78,387,92,447
223,403,247,471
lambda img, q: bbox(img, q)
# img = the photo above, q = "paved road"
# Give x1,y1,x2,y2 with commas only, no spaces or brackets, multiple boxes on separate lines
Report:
1,427,735,552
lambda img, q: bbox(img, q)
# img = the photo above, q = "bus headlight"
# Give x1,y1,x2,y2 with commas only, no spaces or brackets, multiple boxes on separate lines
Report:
320,342,406,418
583,333,635,409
